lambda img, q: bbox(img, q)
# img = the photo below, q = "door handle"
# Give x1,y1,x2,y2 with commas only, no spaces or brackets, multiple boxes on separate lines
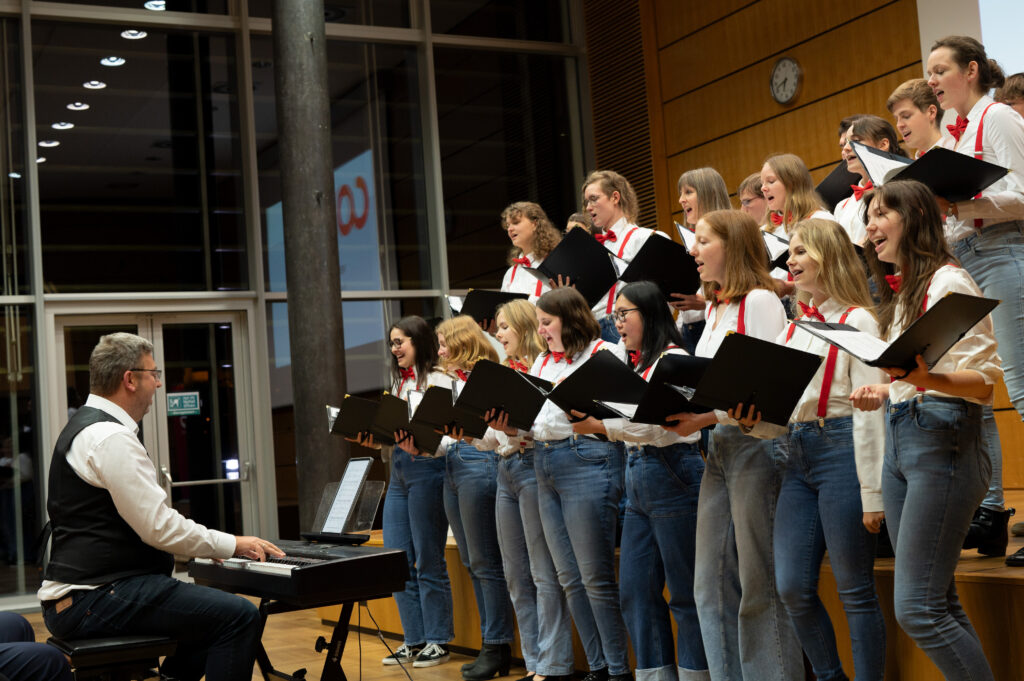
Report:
160,465,173,486
240,461,252,481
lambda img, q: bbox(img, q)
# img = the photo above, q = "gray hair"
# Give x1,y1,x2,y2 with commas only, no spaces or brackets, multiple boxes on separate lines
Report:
89,332,153,396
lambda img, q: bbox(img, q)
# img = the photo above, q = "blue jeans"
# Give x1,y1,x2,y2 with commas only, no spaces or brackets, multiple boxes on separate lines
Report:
598,314,621,343
0,612,72,681
444,442,514,644
535,435,629,675
953,220,1024,418
383,447,454,645
694,425,802,681
979,405,1004,510
620,442,709,681
884,397,993,681
678,320,705,357
775,417,885,681
496,451,574,676
41,574,260,681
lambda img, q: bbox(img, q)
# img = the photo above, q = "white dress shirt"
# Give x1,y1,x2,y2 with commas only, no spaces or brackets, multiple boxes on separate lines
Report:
591,217,670,317
501,251,550,302
833,188,868,246
602,347,700,447
39,394,236,601
396,368,455,457
780,300,886,511
526,339,628,442
888,265,1002,405
695,288,787,358
943,96,1024,241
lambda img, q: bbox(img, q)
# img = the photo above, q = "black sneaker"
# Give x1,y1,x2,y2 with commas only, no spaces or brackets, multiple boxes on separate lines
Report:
580,668,609,681
382,643,422,666
413,643,450,667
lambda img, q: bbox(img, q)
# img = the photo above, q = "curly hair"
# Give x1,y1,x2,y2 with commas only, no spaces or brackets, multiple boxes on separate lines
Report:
501,201,562,263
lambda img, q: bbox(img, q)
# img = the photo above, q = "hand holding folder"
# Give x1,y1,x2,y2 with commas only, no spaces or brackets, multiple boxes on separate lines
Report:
792,292,999,371
518,228,618,307
409,385,488,440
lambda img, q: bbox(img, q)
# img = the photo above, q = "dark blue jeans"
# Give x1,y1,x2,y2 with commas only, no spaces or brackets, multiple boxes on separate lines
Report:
444,442,515,644
620,442,708,681
0,611,72,681
382,447,453,646
775,417,884,681
41,574,260,681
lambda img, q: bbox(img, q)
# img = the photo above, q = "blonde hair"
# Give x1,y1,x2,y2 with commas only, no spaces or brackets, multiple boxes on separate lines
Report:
495,299,546,366
501,201,562,262
436,315,499,372
581,170,639,223
996,72,1024,104
763,154,825,234
698,210,775,304
790,219,875,315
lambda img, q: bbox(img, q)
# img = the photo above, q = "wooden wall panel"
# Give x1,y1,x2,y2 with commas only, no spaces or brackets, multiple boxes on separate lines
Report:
652,0,753,49
658,0,894,100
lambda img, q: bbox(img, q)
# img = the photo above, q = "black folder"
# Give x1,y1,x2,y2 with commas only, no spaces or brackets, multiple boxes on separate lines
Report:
410,385,488,440
598,353,714,424
617,234,700,297
852,141,1008,203
544,350,649,420
329,395,381,439
368,394,410,447
815,160,861,209
690,333,823,426
793,292,999,371
454,359,552,431
763,231,790,271
520,227,618,308
449,289,528,324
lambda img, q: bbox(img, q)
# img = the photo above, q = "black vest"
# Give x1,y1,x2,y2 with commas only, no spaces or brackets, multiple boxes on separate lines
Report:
45,406,174,585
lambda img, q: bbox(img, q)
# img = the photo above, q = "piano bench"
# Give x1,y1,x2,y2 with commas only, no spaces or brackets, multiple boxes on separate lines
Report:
46,635,177,681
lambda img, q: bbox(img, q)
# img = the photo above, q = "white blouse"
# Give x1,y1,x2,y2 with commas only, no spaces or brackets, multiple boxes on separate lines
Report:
888,264,1002,405
591,217,670,317
394,367,455,457
695,287,787,358
833,189,868,246
500,251,550,302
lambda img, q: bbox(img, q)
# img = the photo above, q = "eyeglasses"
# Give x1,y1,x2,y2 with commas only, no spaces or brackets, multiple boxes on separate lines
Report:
612,308,639,323
131,368,162,380
582,194,604,206
388,338,406,349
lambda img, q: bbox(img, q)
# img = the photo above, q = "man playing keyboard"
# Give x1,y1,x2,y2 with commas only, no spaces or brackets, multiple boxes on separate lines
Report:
38,332,284,681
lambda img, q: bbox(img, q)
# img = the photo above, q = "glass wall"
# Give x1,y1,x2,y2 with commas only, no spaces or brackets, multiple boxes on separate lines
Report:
1,18,29,296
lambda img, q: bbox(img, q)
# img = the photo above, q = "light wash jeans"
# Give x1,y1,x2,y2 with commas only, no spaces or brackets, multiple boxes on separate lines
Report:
496,451,574,676
883,396,993,681
444,442,515,644
694,424,802,681
535,434,629,675
620,441,709,681
382,447,454,646
775,417,885,681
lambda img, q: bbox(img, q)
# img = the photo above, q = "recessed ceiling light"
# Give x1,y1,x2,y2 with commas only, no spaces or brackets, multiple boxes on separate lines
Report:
52,122,74,130
143,0,166,10
67,102,90,111
38,140,60,148
121,29,148,40
100,57,126,67
7,172,20,179
83,81,106,89
36,157,46,164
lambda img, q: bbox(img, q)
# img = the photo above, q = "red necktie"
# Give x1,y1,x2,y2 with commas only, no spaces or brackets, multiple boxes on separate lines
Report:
455,369,468,382
595,230,617,244
797,301,826,322
851,181,873,201
628,350,641,367
770,212,784,226
399,366,415,379
885,274,902,293
512,256,531,266
550,351,571,364
947,116,969,142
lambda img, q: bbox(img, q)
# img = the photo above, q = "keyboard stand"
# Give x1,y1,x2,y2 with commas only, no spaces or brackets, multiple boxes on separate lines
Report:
254,598,355,681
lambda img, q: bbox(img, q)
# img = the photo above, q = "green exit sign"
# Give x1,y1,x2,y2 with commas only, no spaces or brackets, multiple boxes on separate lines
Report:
167,391,201,416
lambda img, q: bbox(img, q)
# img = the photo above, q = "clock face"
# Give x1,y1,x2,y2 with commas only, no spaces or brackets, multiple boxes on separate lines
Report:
770,57,801,104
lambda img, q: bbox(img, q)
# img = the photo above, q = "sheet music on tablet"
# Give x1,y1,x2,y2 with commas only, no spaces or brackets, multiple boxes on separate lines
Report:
322,458,372,534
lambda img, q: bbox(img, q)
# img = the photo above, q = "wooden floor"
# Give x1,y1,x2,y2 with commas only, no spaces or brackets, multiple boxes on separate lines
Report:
20,606,507,681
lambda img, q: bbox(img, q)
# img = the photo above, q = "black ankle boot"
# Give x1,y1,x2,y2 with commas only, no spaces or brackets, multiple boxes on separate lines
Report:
462,643,512,681
963,506,1015,556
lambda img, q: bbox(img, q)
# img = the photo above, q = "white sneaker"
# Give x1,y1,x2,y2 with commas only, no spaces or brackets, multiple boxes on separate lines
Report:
382,643,422,665
413,643,450,667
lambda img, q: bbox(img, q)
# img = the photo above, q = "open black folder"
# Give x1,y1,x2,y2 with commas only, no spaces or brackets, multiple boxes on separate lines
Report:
689,333,823,427
617,233,700,297
409,386,488,439
520,227,618,308
454,359,552,431
598,353,714,425
851,141,1008,203
815,160,861,209
329,395,381,439
793,292,999,371
371,393,444,452
448,289,528,324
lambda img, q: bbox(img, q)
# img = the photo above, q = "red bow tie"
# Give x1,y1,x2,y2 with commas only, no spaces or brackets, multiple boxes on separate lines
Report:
550,351,571,364
455,369,468,382
512,256,531,267
770,212,784,226
947,115,969,142
851,181,873,201
713,290,731,305
509,359,529,372
885,274,902,293
595,230,617,244
628,349,642,367
399,366,415,379
797,301,826,322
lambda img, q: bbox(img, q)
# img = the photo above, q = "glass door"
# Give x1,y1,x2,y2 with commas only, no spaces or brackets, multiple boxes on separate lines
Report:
54,312,258,536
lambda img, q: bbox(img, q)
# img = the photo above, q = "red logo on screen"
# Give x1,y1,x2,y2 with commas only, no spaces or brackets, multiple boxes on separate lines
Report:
337,176,369,236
